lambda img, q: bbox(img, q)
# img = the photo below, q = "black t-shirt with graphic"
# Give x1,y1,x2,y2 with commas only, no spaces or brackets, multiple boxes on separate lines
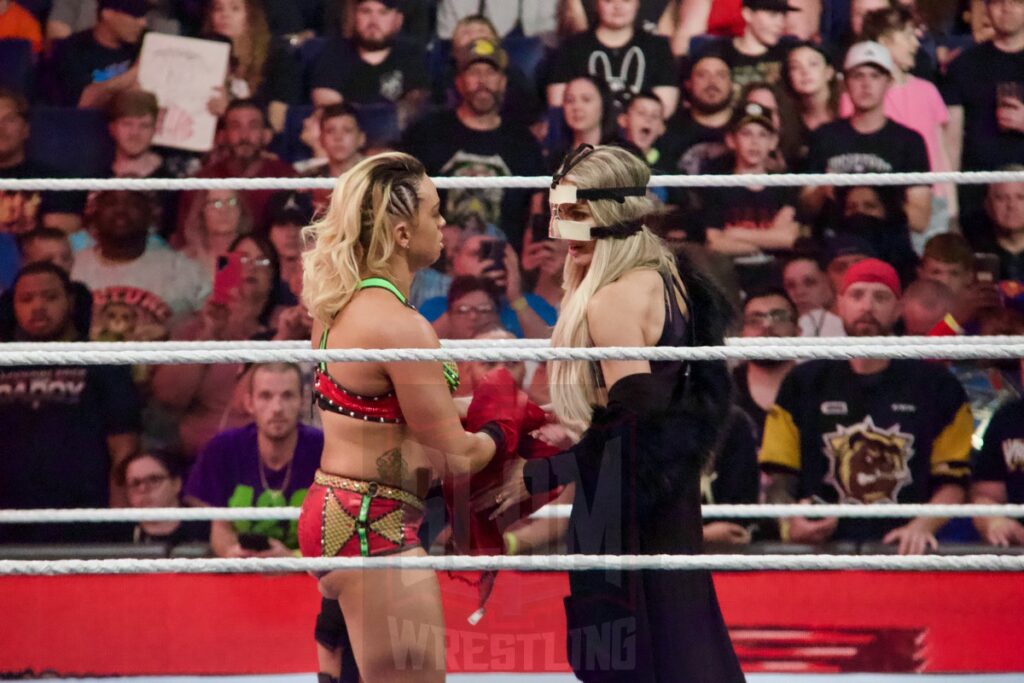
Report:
0,363,142,543
401,109,545,248
806,118,929,176
53,29,137,106
0,160,85,235
311,37,430,104
942,41,1024,172
704,407,761,505
549,29,676,108
661,110,728,176
702,185,797,231
760,359,974,541
717,39,788,90
973,398,1024,503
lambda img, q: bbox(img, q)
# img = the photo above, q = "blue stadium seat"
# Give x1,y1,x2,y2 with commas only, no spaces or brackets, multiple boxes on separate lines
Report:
353,102,400,148
0,40,34,95
26,107,113,177
270,103,315,164
297,36,328,95
502,35,546,86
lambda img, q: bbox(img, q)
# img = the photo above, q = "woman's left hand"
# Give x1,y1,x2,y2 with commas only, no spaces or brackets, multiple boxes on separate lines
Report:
504,243,524,302
472,456,530,519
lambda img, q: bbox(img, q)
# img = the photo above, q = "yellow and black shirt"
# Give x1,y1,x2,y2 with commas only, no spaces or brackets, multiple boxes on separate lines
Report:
759,359,973,540
973,398,1024,504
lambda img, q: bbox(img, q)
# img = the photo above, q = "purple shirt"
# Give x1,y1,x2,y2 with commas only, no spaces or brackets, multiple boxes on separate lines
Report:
185,423,323,547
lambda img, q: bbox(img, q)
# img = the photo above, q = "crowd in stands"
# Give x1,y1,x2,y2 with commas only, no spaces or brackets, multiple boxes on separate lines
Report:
1,0,1023,556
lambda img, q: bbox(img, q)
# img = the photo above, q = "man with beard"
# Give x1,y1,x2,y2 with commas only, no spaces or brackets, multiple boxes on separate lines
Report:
185,363,321,557
72,190,208,337
661,53,734,184
733,288,800,438
401,38,544,248
180,99,295,238
760,258,973,553
0,262,141,543
311,0,429,115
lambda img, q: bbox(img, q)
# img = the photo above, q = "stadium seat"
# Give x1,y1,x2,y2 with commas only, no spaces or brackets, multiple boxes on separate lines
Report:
502,35,546,86
26,107,113,177
353,101,400,148
0,39,34,95
270,103,315,164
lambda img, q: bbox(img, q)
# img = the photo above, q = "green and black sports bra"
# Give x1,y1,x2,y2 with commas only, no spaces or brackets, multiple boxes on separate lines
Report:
313,277,460,424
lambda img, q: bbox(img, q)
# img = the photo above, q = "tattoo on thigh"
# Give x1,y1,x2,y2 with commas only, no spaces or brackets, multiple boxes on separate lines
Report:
376,448,409,483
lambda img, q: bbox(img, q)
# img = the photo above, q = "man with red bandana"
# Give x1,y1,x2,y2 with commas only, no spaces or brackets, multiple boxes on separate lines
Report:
759,258,974,554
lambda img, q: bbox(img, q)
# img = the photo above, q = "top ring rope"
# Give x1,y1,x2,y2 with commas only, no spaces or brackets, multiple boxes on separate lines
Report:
0,339,1023,366
1,335,1020,354
1,170,1024,192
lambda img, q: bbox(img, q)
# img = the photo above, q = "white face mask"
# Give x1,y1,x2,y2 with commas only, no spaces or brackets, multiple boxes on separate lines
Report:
549,184,598,241
547,183,649,241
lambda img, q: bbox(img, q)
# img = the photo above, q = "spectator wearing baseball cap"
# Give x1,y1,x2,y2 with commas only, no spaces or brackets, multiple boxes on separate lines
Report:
702,101,799,293
801,41,932,244
760,255,973,553
311,0,430,126
401,37,545,250
51,0,147,107
715,0,798,91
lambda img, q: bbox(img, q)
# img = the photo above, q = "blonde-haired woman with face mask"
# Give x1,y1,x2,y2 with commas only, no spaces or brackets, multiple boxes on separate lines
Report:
485,145,746,682
298,152,535,682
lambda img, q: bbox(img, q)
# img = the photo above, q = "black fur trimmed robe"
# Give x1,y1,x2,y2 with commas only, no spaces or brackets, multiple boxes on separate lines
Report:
523,257,746,682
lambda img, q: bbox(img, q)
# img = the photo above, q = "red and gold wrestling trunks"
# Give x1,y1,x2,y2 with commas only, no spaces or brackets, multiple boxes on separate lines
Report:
299,470,425,558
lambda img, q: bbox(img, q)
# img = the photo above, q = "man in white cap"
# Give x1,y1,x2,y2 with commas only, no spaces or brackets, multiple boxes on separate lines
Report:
801,41,932,236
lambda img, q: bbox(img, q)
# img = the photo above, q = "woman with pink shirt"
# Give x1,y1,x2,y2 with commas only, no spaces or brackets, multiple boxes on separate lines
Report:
839,6,957,249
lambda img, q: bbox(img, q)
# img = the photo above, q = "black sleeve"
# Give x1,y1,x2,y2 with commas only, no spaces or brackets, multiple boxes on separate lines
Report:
548,37,583,85
901,128,930,173
972,401,1017,483
54,45,90,106
710,409,761,504
644,34,677,88
262,41,303,104
310,40,348,93
940,50,968,106
96,365,143,436
700,188,726,231
804,128,828,174
402,43,430,92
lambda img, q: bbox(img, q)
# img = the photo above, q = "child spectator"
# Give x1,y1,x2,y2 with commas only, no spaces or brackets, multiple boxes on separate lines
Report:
302,103,366,215
782,42,840,169
617,90,670,173
720,0,797,90
548,0,679,114
703,101,799,292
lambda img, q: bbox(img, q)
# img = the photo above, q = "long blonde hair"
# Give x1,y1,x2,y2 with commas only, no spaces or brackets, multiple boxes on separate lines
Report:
549,146,683,428
301,153,425,324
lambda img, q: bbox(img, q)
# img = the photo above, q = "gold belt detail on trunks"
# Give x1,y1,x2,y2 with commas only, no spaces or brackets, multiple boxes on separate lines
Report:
314,470,426,512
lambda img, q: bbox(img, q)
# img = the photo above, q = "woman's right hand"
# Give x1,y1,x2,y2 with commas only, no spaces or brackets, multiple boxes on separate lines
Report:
198,300,229,341
207,86,229,117
472,456,531,520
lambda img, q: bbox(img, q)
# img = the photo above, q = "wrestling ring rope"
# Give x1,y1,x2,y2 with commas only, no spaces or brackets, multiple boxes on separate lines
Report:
3,170,1024,680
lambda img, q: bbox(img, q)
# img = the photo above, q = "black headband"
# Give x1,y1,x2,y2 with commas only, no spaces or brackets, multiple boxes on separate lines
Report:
551,144,648,204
